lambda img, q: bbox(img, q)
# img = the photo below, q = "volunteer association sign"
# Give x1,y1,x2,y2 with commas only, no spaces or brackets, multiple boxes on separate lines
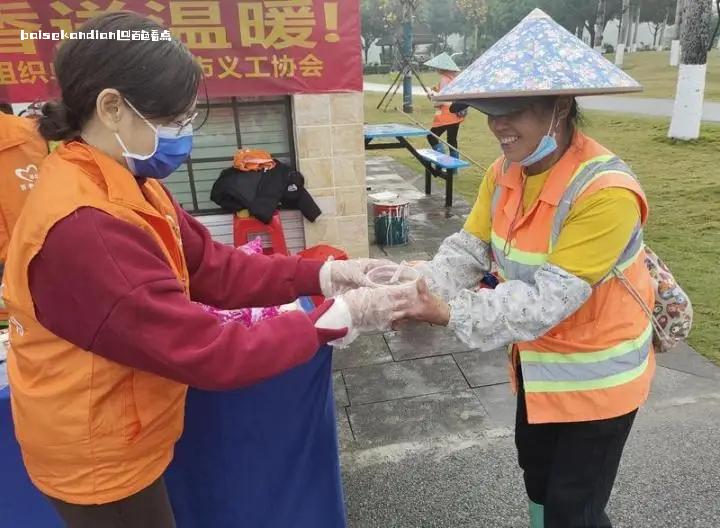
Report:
0,0,362,103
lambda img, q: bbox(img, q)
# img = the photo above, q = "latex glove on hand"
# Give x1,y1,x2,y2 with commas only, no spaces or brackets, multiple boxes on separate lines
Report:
392,279,451,327
319,258,394,297
339,285,411,334
309,298,353,348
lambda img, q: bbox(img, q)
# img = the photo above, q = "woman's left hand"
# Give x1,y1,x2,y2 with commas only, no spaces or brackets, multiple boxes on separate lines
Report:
393,279,451,327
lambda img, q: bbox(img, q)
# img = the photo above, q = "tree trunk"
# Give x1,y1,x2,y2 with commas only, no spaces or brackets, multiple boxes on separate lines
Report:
671,0,685,64
674,0,686,39
657,9,668,50
615,0,631,65
631,1,641,51
625,4,634,49
680,0,711,63
669,0,712,139
595,0,607,49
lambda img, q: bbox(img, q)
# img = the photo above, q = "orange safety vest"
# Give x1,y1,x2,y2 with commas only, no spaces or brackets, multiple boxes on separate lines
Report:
0,114,48,321
431,73,464,128
489,131,655,424
2,140,190,504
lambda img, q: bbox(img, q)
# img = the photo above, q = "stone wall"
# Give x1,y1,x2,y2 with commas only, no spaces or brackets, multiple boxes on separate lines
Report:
292,92,369,258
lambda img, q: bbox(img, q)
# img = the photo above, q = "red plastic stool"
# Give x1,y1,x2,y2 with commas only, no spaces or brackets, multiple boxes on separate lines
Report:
233,211,289,256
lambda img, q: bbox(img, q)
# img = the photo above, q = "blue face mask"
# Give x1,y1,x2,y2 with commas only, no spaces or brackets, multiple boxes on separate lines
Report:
519,108,558,167
115,100,194,179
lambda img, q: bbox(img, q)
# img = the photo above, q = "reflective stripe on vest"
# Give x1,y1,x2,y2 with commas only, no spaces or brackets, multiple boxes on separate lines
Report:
490,231,542,283
490,154,619,283
520,322,653,392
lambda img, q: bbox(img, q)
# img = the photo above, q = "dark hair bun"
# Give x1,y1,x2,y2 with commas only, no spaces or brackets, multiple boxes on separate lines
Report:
38,100,77,141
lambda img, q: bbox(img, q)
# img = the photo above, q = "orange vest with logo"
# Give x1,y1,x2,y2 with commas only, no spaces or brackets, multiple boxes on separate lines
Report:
2,141,189,504
432,73,464,127
490,132,655,424
0,114,48,321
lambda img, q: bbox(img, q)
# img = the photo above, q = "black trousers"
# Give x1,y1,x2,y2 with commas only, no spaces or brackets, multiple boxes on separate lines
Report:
46,477,176,528
427,123,460,154
515,376,637,528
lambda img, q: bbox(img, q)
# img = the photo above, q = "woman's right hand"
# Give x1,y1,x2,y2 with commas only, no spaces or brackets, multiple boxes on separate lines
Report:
319,258,394,297
339,285,409,333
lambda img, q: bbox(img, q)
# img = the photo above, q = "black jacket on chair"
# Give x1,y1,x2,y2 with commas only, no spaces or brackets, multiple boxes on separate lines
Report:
211,161,322,224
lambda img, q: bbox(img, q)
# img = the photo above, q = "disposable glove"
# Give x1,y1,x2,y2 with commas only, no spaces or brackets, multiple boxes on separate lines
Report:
313,297,356,348
339,283,419,334
308,299,349,346
319,258,394,297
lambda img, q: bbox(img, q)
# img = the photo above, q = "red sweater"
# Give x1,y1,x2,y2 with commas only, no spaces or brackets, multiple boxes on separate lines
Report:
28,204,326,390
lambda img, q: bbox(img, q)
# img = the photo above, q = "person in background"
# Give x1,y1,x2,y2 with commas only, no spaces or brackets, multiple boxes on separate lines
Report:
2,12,396,527
424,52,466,158
0,104,49,328
396,10,655,528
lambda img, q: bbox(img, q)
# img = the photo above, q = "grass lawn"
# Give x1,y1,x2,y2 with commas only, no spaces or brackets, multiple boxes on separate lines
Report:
365,50,720,101
364,91,720,364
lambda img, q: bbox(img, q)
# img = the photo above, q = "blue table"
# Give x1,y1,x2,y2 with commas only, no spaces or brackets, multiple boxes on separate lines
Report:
364,123,468,207
363,123,429,141
0,304,345,527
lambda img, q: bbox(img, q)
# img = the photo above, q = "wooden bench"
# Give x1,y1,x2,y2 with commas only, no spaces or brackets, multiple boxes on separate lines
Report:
416,148,471,207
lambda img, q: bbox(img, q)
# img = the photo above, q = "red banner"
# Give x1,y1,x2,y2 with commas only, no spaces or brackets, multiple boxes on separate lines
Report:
0,0,362,103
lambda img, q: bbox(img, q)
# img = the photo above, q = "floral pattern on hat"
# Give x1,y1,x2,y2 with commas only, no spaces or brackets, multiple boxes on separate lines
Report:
440,9,641,98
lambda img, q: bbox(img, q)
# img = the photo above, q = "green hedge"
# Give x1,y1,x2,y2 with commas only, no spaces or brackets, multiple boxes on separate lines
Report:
363,64,392,75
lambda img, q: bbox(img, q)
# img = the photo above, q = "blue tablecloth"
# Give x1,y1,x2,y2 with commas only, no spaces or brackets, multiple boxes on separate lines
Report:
0,343,344,527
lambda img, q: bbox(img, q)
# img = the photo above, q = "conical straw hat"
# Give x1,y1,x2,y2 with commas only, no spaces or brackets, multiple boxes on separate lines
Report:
424,52,461,72
436,8,641,102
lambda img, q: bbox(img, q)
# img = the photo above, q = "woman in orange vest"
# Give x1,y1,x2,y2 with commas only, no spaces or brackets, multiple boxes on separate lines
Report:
0,108,49,326
424,52,465,158
2,12,398,527
397,11,654,528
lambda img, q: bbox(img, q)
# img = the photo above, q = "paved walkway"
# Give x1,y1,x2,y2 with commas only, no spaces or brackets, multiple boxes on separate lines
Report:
336,155,720,527
364,82,720,122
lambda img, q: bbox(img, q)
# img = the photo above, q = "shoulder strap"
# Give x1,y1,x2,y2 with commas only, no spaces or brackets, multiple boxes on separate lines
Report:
489,158,508,219
550,156,638,249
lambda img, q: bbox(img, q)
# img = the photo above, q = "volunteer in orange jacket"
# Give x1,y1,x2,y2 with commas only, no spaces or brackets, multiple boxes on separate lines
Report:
424,52,465,158
0,109,49,326
2,12,397,527
396,11,654,528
